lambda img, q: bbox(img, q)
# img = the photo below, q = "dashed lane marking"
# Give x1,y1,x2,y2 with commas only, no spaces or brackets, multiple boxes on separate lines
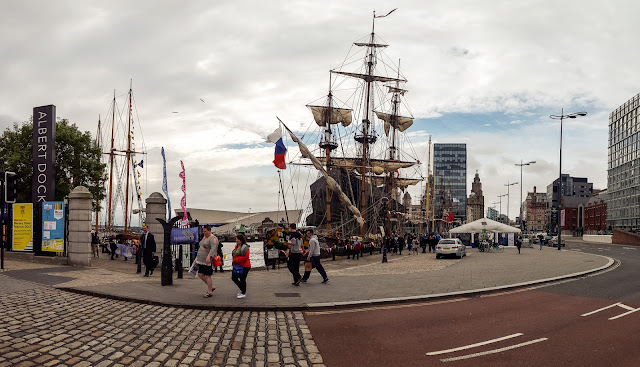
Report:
438,338,548,362
426,333,523,356
622,247,637,250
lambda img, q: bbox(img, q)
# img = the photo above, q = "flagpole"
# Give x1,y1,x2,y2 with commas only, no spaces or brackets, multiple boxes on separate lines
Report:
278,170,290,224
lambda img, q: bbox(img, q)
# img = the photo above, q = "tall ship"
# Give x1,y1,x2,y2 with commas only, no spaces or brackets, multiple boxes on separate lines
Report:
279,10,423,242
94,81,147,237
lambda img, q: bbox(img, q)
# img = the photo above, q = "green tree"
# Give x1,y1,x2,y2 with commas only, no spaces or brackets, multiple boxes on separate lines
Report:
0,118,106,209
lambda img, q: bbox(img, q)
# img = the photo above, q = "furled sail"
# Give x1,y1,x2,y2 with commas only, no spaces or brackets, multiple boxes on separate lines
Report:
386,86,407,95
354,42,389,48
278,118,365,228
328,157,416,174
331,70,406,84
307,105,353,127
355,174,422,189
375,111,414,137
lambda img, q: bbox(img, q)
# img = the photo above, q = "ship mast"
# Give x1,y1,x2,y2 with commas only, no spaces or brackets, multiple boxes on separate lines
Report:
107,91,116,235
124,81,133,234
425,135,432,233
318,76,338,234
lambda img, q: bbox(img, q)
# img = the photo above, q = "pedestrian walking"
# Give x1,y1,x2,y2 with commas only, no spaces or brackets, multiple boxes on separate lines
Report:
412,237,419,255
91,231,100,258
231,234,251,299
538,234,544,250
109,239,118,260
196,225,219,297
420,234,427,253
516,235,522,254
287,223,303,286
300,229,328,284
214,241,225,273
353,238,361,260
398,235,404,255
140,225,157,277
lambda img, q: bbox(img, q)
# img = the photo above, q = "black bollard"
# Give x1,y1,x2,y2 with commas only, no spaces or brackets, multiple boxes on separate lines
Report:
176,245,183,279
136,248,142,274
156,216,181,286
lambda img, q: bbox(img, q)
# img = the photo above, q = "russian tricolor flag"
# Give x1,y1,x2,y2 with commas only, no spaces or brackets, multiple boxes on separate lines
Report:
266,127,287,169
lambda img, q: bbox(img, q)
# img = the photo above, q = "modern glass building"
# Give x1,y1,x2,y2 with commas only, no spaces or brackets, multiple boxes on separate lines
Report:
608,93,640,230
434,143,467,223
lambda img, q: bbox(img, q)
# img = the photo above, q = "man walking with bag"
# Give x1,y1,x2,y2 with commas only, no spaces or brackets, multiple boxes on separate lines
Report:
287,224,303,286
140,225,156,277
300,229,328,284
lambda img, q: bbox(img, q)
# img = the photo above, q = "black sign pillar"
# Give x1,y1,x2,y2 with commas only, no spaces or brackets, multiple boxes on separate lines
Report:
32,105,56,255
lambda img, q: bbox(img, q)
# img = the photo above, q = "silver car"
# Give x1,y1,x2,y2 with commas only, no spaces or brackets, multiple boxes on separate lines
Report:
436,238,466,259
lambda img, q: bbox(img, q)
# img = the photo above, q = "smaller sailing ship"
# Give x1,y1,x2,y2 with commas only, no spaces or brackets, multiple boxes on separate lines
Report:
94,81,147,237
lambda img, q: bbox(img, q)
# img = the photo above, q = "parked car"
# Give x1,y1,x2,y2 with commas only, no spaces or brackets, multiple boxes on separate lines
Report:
436,238,466,259
549,236,565,247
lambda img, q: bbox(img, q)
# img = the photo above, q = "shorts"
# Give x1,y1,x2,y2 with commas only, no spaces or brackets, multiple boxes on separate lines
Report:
198,264,213,276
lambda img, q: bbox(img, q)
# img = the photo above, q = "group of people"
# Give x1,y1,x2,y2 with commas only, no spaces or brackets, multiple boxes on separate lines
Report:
383,232,442,255
286,224,329,286
194,225,252,299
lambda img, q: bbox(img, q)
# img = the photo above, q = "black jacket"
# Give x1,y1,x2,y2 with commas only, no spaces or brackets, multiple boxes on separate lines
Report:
141,232,156,254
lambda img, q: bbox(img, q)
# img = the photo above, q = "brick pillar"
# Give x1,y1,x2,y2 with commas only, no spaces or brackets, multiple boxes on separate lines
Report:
145,192,167,258
68,186,93,266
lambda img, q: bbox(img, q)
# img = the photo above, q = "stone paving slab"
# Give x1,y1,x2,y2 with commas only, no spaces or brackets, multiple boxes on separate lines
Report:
14,246,611,311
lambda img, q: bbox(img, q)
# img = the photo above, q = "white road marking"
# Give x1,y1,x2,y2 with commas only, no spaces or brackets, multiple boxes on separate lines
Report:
609,307,640,320
439,338,548,362
582,302,640,320
426,333,523,356
623,247,637,250
581,303,622,316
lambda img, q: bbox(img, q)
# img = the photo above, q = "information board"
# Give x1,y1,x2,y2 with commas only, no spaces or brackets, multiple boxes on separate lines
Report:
42,201,65,252
12,203,33,251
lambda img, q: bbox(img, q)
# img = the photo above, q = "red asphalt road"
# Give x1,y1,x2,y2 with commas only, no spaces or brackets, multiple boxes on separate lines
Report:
304,289,640,367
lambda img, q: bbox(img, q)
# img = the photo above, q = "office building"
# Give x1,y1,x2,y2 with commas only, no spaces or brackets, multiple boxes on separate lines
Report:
434,143,467,224
545,174,593,233
608,93,640,230
525,186,546,232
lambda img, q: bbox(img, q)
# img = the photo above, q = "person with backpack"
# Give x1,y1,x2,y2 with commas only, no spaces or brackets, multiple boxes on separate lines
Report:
231,234,251,299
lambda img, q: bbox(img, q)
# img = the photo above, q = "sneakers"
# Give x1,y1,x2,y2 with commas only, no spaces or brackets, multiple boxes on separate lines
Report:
294,279,301,286
322,278,329,284
237,293,246,299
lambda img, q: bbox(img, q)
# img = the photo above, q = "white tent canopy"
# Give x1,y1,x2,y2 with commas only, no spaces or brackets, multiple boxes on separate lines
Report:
449,217,521,234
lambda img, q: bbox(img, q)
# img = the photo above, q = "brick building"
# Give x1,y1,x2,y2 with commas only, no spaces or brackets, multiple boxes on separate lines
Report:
585,190,608,233
525,186,546,232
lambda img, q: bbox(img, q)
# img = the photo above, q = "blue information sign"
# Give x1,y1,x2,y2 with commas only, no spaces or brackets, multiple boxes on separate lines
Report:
42,201,65,252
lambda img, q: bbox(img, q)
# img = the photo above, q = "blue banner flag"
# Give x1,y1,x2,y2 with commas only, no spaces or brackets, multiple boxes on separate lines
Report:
171,227,199,244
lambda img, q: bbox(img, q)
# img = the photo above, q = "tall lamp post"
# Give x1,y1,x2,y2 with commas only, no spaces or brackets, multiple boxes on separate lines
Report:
498,194,508,223
550,109,587,250
515,160,536,231
504,181,518,224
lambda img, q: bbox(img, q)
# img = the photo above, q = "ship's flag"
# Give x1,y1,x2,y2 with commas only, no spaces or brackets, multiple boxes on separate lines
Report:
267,127,287,169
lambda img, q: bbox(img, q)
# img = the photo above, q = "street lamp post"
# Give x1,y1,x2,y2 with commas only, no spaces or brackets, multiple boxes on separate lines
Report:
498,194,508,223
504,181,518,224
515,160,536,231
550,109,587,250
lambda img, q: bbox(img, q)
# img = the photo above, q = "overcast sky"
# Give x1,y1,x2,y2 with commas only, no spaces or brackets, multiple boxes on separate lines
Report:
1,0,637,226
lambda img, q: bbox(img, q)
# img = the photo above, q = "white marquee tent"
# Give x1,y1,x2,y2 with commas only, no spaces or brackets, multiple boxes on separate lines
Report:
449,218,521,234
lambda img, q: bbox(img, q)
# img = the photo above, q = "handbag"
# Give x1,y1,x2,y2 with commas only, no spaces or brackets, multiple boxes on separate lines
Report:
152,255,159,268
213,256,222,267
232,264,243,275
188,259,199,277
304,261,312,271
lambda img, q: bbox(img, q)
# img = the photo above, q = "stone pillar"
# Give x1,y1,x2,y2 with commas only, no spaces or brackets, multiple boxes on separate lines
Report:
68,186,93,266
145,192,167,256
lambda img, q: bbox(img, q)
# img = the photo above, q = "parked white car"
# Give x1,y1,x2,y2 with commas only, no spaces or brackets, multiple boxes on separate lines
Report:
436,238,466,259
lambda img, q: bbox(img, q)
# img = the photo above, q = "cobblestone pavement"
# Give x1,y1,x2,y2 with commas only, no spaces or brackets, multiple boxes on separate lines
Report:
0,275,326,367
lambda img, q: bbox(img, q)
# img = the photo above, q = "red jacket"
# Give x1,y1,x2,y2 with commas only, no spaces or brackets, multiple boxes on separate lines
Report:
232,244,251,268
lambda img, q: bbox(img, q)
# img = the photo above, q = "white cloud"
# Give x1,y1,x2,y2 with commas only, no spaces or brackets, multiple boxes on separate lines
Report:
0,0,632,225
